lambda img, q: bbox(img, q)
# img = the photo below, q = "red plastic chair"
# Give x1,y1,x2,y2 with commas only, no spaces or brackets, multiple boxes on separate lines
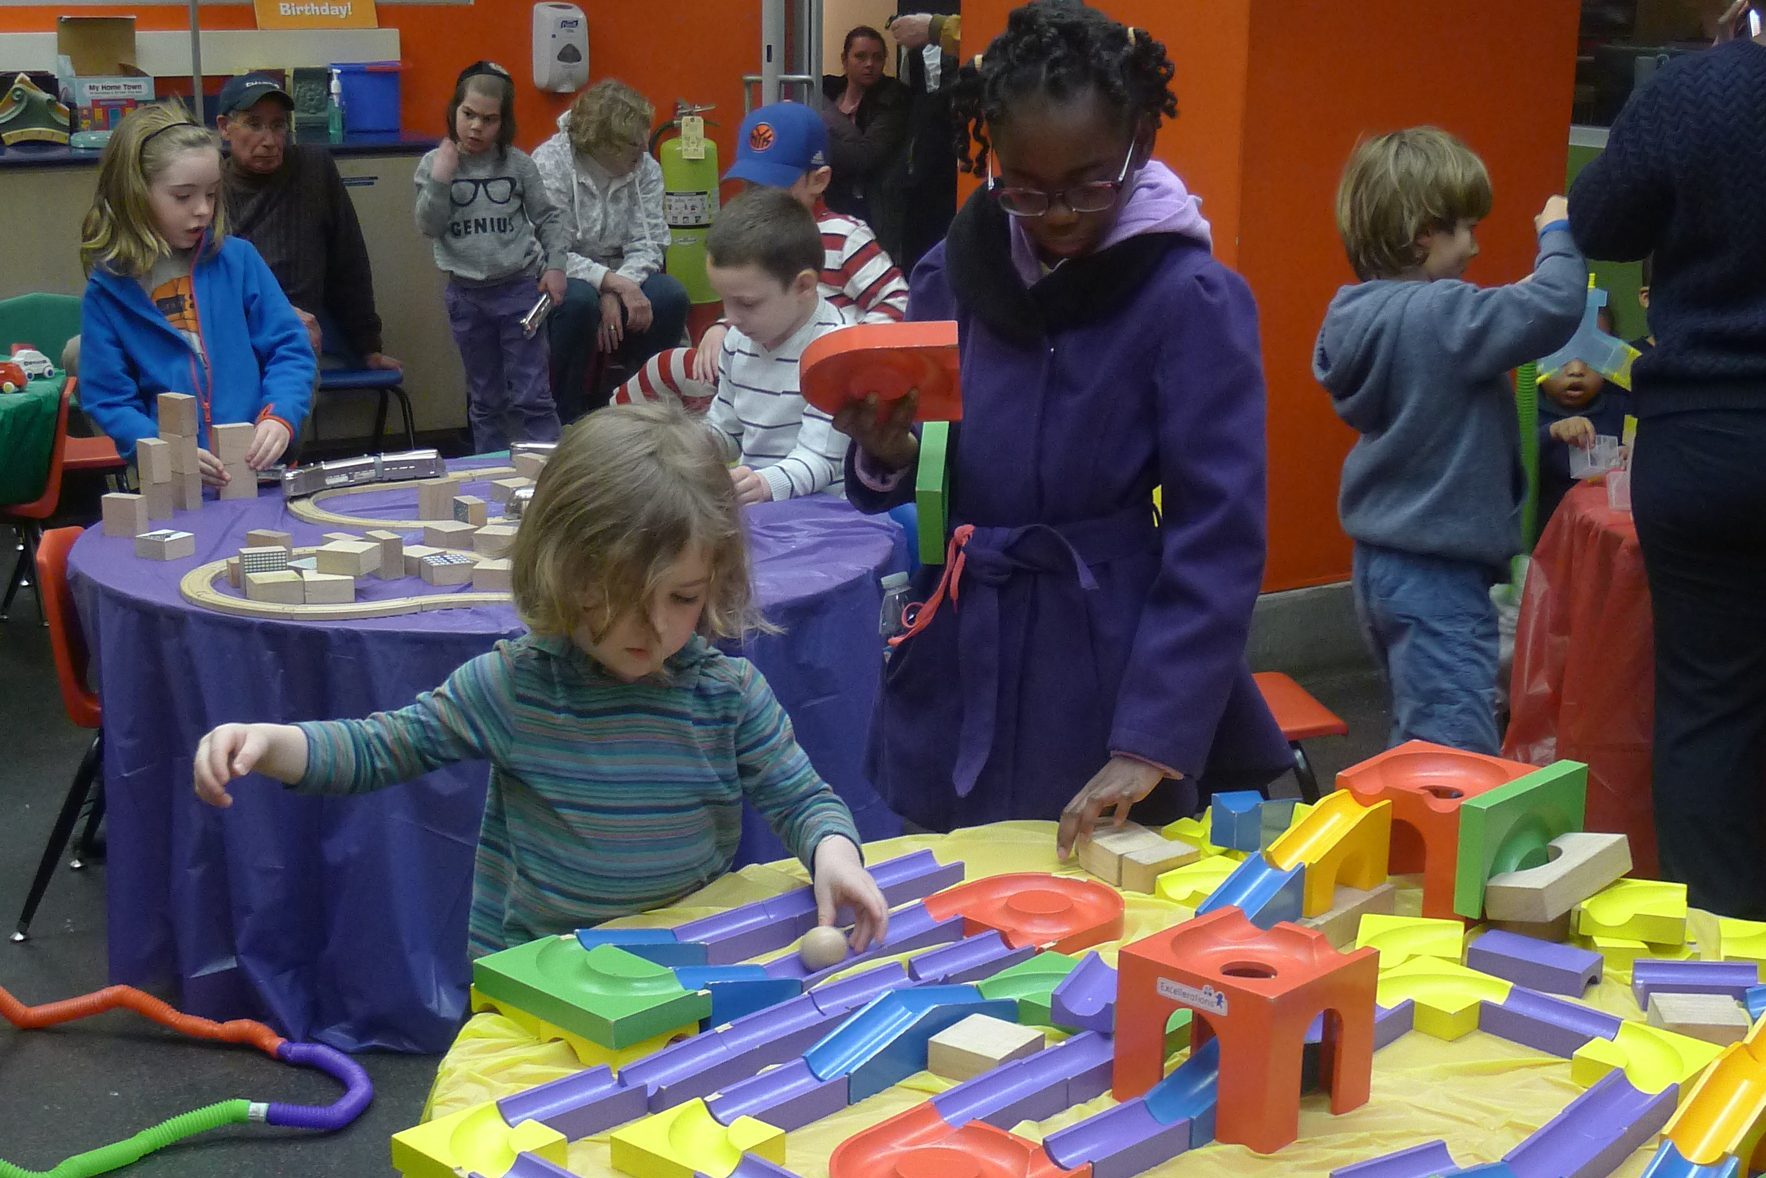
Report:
13,525,103,942
62,433,128,491
1254,671,1350,803
1,381,73,623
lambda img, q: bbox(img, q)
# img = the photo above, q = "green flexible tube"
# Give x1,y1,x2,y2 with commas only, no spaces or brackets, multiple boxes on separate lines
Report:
0,1100,251,1178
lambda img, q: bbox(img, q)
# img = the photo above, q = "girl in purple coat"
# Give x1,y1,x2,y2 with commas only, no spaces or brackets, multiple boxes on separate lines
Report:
836,0,1289,856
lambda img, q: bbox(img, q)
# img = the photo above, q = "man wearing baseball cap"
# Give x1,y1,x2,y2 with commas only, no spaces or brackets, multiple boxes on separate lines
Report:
217,72,398,371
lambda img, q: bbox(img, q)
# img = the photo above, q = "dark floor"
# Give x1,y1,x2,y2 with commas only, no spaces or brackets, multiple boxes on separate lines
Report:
0,522,1388,1177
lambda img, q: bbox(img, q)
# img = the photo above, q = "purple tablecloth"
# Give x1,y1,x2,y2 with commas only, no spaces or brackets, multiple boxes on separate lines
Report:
68,462,905,1051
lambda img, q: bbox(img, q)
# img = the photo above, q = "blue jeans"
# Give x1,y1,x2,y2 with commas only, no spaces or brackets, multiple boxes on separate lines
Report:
548,273,690,422
1352,542,1501,755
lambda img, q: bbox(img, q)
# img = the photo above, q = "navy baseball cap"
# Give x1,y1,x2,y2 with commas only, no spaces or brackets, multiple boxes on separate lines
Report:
218,73,294,117
724,102,828,189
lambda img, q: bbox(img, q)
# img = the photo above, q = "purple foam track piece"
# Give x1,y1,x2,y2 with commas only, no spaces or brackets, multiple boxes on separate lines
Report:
839,849,966,923
716,1159,805,1178
1331,1140,1459,1178
808,962,912,1017
1050,953,1117,1035
1468,930,1603,997
908,931,1035,985
497,1065,647,1140
1479,988,1623,1059
616,1031,758,1111
716,993,848,1070
1502,1069,1677,1178
931,1031,1115,1130
674,904,792,966
706,1058,851,1131
497,1153,580,1178
1375,1001,1415,1050
764,904,966,985
1632,959,1762,1007
1044,1098,1192,1178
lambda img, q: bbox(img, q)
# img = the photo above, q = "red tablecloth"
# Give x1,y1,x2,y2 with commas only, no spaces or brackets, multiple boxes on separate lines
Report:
1505,482,1658,876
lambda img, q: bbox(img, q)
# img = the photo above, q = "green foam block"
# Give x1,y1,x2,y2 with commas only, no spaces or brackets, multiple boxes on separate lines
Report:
1453,760,1588,919
472,937,710,1049
915,421,950,568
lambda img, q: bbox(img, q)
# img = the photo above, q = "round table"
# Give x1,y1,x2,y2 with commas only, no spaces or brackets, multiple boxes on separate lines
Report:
68,463,905,1051
1504,482,1658,876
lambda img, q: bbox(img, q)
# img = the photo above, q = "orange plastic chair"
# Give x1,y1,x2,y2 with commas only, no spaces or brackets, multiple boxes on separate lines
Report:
1,381,73,623
1254,670,1350,804
62,433,128,491
13,525,104,942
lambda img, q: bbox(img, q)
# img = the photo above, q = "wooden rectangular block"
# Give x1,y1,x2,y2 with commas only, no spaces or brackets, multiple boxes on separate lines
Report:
488,476,531,504
165,432,200,476
1075,821,1167,888
245,529,293,551
1485,833,1633,923
418,551,474,586
156,392,197,437
417,478,456,521
473,525,518,558
1489,912,1576,943
143,480,175,520
1120,838,1204,894
226,557,241,588
315,540,380,577
243,569,304,604
513,453,546,480
300,571,356,605
172,469,203,511
323,532,358,544
927,1014,1045,1082
1301,882,1399,951
101,492,148,537
134,437,172,484
452,495,488,526
1647,993,1750,1046
471,558,512,592
209,422,253,463
365,530,404,579
134,529,194,561
218,462,256,500
238,546,290,576
401,544,443,576
424,521,479,550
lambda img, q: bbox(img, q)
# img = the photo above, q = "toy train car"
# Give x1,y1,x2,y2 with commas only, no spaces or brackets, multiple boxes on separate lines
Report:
280,449,447,499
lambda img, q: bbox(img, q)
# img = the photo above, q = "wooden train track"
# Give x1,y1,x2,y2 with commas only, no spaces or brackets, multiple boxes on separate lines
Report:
282,465,520,529
179,547,514,622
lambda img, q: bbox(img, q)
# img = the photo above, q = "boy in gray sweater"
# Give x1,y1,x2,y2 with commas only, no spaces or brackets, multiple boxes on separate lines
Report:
1314,127,1585,755
415,62,569,452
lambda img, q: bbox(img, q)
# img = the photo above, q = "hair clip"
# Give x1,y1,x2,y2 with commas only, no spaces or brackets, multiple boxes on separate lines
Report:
972,53,984,70
1127,27,1140,46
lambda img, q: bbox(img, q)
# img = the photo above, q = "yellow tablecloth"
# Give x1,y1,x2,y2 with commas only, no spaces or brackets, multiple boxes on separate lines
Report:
424,822,1690,1177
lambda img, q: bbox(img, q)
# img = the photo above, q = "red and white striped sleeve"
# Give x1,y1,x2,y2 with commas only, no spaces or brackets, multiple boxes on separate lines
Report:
819,213,909,325
610,347,716,415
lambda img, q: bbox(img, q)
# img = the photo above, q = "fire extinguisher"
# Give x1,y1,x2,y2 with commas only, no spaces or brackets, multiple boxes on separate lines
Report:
652,101,720,304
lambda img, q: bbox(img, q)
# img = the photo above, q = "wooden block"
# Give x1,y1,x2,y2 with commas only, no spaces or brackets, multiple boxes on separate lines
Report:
1301,882,1399,951
417,478,456,521
172,469,203,511
323,532,359,544
134,528,195,561
315,540,380,577
243,569,304,604
513,453,546,480
226,557,241,588
418,551,474,586
424,520,479,550
156,392,197,437
927,1014,1045,1082
101,492,149,537
473,524,518,558
245,529,293,551
1647,993,1750,1046
165,431,200,476
452,495,488,526
300,571,356,605
143,480,175,520
471,558,512,592
1488,912,1576,943
238,546,290,576
218,462,256,500
134,437,171,483
488,476,531,504
1075,821,1167,887
366,530,404,579
287,556,318,572
209,422,253,463
1120,839,1204,894
1485,833,1632,923
401,544,443,576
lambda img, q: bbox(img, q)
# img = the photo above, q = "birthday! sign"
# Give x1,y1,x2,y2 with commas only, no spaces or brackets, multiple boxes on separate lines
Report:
254,0,380,29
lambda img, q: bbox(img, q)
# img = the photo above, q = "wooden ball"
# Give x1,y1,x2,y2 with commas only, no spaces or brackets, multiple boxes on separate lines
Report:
798,926,850,970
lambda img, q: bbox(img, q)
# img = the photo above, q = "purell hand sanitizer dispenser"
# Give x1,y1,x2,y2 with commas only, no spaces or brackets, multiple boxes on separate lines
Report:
533,3,589,93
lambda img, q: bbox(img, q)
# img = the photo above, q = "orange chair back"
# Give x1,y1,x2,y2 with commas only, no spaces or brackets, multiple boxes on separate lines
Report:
33,526,100,730
4,381,72,521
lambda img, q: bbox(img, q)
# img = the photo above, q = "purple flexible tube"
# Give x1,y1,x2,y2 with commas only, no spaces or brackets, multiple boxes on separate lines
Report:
266,1042,375,1130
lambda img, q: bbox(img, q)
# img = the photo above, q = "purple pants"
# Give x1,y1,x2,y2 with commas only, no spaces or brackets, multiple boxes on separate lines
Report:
443,274,561,453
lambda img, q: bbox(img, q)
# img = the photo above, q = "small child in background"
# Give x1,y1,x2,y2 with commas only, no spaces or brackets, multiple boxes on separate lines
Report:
1536,302,1633,526
415,61,569,453
702,188,851,503
1315,127,1586,755
192,401,889,957
78,102,312,474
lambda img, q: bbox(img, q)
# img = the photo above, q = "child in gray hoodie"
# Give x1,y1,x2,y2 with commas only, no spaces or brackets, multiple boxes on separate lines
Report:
1314,127,1585,755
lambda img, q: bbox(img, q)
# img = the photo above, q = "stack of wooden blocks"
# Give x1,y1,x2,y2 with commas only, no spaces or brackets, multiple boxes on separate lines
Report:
155,392,207,511
210,421,257,501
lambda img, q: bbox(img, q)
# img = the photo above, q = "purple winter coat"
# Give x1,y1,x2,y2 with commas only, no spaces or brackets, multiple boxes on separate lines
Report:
846,184,1290,832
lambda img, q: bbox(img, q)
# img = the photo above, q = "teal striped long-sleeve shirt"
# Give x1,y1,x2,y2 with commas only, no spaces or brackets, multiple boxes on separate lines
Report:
293,631,861,957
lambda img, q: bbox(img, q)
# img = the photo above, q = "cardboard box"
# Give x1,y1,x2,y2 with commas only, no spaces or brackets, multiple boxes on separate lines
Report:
57,18,154,134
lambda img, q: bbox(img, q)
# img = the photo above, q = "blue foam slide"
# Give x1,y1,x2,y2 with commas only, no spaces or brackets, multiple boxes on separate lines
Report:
1638,1141,1742,1178
1195,854,1305,929
801,984,1018,1101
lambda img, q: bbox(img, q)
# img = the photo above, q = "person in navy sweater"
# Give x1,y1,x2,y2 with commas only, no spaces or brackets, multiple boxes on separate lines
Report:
1568,3,1766,918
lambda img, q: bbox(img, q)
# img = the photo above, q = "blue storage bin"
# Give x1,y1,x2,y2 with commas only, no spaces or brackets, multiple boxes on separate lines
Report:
331,61,403,134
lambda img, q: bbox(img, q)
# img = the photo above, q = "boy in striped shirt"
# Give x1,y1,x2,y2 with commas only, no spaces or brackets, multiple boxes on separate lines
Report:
704,188,853,503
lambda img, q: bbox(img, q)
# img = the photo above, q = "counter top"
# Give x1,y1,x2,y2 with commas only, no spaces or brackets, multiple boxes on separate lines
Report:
0,131,436,169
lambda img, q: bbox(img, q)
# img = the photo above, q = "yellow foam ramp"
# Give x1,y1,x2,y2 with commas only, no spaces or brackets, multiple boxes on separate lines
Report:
1664,1016,1766,1165
1268,790,1393,916
609,1097,785,1178
1571,1020,1723,1094
391,1099,567,1178
1375,957,1512,1041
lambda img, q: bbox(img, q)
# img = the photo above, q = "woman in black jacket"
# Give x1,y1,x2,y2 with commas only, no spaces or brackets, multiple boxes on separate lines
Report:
822,26,911,258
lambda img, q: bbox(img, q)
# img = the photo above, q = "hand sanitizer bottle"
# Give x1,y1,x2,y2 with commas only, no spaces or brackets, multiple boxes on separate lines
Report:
328,69,345,142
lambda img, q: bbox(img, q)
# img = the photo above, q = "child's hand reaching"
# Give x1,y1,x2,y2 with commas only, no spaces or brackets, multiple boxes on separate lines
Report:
431,139,460,184
247,419,292,470
196,447,228,487
1535,195,1569,234
193,722,309,808
1550,416,1595,448
691,324,729,384
813,836,889,951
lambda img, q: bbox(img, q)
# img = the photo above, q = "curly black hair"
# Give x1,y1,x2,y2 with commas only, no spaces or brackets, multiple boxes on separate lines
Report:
950,0,1179,176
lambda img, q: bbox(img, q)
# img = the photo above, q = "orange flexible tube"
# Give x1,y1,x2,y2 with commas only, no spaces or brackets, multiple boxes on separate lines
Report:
0,983,285,1056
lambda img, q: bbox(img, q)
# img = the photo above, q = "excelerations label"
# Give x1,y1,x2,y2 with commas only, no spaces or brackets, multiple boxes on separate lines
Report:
1157,977,1227,1015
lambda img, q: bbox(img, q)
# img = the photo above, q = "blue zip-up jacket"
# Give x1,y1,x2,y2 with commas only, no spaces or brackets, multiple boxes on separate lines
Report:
80,235,315,459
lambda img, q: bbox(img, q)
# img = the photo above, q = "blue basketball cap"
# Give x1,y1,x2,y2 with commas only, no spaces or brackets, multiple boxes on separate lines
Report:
724,102,828,189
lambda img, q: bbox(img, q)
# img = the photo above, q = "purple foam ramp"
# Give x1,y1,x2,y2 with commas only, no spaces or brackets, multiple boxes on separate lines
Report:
706,1159,805,1178
482,1153,579,1178
931,1031,1115,1130
1502,1069,1677,1178
908,931,1035,985
765,904,966,984
841,848,965,920
1480,988,1622,1059
1331,1140,1459,1178
808,961,913,1017
1376,1001,1415,1050
1043,1097,1193,1178
497,1064,647,1140
1468,930,1603,997
714,993,849,1072
706,1057,850,1131
1632,959,1762,1006
616,1030,755,1111
1050,952,1117,1034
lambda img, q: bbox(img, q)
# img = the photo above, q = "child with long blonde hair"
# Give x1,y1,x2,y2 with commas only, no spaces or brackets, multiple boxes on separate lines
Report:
79,101,312,476
192,401,888,956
